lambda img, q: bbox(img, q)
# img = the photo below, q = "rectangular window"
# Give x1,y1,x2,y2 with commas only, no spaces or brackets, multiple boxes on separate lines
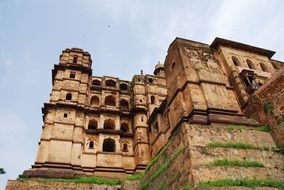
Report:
70,72,75,79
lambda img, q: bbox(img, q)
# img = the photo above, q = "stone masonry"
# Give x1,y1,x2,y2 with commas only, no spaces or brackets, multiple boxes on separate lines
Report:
6,37,284,189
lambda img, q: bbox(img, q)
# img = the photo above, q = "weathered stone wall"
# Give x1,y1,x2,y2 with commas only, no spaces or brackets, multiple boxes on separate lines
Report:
141,123,284,190
5,180,121,190
244,68,284,146
140,125,192,190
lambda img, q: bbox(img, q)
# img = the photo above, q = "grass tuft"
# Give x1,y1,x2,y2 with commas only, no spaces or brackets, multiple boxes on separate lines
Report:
207,142,269,151
263,99,273,114
198,179,284,189
227,125,246,132
125,172,144,181
19,176,121,185
140,147,185,190
256,125,271,132
209,159,264,167
179,184,193,190
272,146,284,155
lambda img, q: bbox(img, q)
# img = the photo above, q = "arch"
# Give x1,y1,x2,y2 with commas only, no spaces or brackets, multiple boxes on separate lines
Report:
148,78,153,84
105,95,116,106
246,59,255,69
90,96,99,107
232,56,241,66
119,83,128,91
66,93,72,100
171,62,176,69
105,79,116,87
73,56,78,63
103,119,115,130
122,144,128,152
89,141,94,149
260,62,268,72
92,79,101,86
150,96,156,104
120,122,129,133
103,138,116,152
88,119,98,130
153,122,159,133
120,99,129,110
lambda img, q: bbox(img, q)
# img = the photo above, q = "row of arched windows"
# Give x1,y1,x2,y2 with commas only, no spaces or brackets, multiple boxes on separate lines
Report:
88,119,129,132
88,138,129,152
92,79,128,90
232,56,269,72
90,95,129,109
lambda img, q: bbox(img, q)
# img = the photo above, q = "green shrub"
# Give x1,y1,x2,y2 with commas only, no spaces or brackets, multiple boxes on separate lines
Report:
263,99,273,114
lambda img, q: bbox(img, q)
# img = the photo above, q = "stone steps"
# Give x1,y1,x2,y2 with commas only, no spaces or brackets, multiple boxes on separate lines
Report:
195,187,279,190
192,166,284,184
190,147,284,168
187,124,276,148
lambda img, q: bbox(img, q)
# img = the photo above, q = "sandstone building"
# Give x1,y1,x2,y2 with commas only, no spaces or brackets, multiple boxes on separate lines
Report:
6,37,284,190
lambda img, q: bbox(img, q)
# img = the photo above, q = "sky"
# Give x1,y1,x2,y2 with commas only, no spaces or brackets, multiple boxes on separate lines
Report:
0,0,284,188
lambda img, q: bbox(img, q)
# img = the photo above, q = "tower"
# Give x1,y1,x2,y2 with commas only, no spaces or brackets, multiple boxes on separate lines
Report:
33,48,92,171
131,74,150,171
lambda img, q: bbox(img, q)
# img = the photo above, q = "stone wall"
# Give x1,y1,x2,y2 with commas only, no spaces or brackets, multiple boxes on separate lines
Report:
140,122,284,190
5,180,121,190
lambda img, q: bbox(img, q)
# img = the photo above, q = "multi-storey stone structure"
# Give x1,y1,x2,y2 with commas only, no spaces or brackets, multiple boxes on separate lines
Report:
7,37,284,190
25,47,167,178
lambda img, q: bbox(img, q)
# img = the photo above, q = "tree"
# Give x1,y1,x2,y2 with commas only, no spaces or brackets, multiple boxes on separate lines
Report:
0,168,6,175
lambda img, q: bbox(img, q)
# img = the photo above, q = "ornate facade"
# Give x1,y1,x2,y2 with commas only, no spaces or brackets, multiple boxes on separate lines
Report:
22,37,283,180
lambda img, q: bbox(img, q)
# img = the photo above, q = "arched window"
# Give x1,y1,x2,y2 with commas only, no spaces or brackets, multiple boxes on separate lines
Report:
89,141,94,149
122,144,128,152
70,72,75,79
105,79,116,87
104,119,115,130
92,79,101,86
66,93,72,100
103,138,115,152
90,96,99,107
148,78,153,84
105,95,116,106
73,56,78,64
232,56,241,66
120,83,128,91
153,122,159,133
246,59,255,69
120,122,129,133
120,99,129,110
150,96,156,104
260,62,268,72
88,120,97,130
171,62,176,69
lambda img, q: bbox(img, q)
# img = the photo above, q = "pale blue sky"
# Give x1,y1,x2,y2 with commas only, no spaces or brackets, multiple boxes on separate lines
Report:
1,0,284,188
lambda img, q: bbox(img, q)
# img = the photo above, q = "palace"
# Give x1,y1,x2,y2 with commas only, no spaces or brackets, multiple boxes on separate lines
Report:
7,37,284,190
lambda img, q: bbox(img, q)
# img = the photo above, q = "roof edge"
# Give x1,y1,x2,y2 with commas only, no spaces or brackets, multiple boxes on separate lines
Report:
210,37,275,58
